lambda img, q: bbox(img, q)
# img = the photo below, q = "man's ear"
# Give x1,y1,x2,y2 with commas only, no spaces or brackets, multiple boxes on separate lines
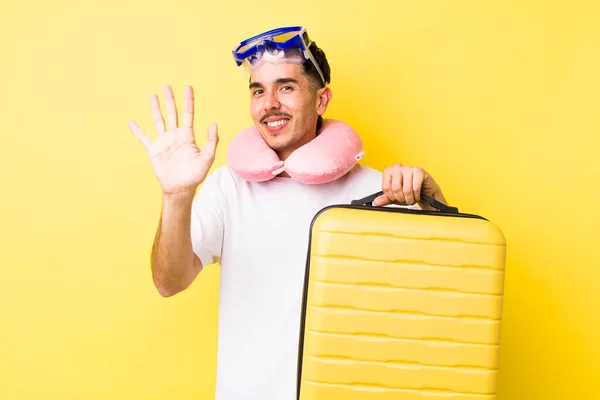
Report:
316,86,333,115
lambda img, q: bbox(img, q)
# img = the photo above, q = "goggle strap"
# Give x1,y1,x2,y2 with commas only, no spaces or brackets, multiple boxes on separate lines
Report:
303,47,326,85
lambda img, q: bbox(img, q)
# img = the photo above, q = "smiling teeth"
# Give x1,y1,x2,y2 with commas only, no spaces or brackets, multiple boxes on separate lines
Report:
267,120,287,127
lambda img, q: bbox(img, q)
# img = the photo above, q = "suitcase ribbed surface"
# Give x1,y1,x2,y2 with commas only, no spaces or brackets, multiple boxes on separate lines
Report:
298,206,506,399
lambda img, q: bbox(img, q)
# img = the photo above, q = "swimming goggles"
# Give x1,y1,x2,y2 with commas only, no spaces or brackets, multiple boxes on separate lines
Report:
232,26,326,85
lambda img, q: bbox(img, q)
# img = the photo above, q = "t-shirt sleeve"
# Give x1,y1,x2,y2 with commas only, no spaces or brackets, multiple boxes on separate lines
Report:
190,168,227,267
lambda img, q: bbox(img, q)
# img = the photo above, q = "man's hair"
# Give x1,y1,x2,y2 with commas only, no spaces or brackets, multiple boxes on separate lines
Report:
301,40,331,132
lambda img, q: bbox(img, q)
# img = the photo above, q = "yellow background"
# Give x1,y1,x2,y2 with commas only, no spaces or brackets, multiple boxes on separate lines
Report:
1,0,599,399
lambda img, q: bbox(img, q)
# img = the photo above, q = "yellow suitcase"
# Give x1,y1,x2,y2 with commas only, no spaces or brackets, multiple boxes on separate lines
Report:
297,191,506,400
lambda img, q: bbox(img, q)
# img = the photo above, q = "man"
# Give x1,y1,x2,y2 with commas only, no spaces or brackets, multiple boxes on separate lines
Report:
128,26,449,400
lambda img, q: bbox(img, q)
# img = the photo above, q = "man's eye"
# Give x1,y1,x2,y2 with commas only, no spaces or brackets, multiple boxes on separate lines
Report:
281,86,292,91
253,89,263,95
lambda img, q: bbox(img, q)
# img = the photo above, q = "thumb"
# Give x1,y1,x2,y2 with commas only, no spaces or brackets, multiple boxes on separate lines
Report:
203,123,219,157
372,193,390,206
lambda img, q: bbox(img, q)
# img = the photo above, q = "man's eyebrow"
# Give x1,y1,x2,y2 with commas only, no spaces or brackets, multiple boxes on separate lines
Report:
276,78,298,85
249,78,299,89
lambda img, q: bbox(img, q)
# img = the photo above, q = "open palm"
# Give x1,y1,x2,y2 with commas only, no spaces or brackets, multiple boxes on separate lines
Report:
128,85,218,196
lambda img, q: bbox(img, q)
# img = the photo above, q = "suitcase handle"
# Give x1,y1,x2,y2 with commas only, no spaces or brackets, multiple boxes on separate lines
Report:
351,190,459,214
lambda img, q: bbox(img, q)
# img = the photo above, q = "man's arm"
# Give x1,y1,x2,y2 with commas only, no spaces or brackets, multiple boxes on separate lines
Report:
151,192,203,297
127,85,220,297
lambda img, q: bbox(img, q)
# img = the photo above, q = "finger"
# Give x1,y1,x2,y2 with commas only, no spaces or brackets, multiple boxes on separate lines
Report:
392,164,405,204
374,167,393,206
373,194,389,206
182,86,195,129
149,94,165,134
162,84,178,130
412,168,424,203
381,167,393,194
128,121,152,149
202,123,220,161
402,167,415,205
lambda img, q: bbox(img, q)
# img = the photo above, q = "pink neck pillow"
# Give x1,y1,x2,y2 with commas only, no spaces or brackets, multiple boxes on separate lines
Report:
226,119,365,184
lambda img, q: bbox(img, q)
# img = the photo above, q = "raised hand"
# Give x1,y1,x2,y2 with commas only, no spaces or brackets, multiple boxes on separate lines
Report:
128,85,219,197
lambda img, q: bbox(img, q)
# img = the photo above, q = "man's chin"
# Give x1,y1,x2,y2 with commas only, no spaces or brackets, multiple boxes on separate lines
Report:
265,139,288,151
264,134,294,152
260,127,290,145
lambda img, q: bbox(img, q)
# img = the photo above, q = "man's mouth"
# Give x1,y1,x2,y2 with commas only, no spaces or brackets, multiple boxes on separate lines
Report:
262,116,290,132
265,118,289,128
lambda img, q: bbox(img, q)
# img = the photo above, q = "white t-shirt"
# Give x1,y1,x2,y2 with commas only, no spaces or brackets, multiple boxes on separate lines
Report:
190,164,404,400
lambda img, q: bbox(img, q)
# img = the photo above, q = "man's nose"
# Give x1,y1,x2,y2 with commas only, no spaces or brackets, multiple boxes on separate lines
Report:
264,90,280,110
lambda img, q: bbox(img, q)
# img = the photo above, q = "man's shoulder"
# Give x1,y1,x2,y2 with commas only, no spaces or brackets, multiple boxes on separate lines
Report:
348,164,382,180
194,165,241,202
345,164,383,187
204,164,236,180
340,164,383,200
203,165,251,188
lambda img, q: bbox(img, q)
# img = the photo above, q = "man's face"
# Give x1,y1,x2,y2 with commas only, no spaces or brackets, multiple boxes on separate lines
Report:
249,62,328,159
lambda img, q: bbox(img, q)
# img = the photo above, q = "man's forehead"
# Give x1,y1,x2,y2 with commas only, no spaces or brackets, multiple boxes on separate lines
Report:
249,62,305,86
